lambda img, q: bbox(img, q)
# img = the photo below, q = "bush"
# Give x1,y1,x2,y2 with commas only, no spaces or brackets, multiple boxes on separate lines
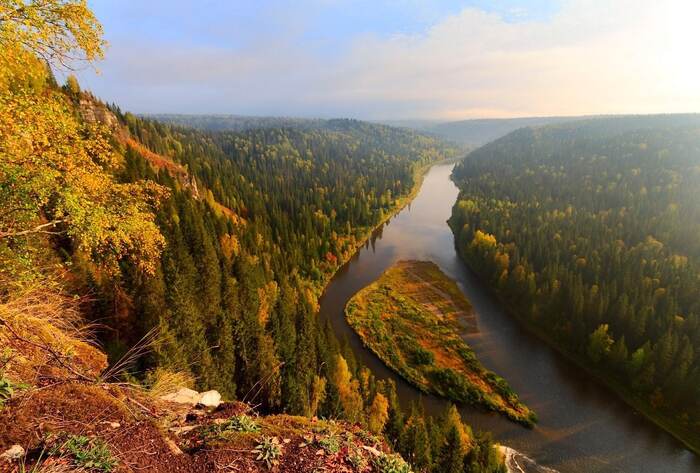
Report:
318,433,341,454
253,436,282,469
221,414,260,433
347,445,368,470
373,453,413,473
410,346,435,365
0,377,13,406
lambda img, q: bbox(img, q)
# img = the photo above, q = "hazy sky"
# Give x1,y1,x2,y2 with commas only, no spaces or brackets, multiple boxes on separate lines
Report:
76,0,700,120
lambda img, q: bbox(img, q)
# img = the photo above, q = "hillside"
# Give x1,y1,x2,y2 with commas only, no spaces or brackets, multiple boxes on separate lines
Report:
153,114,584,149
0,2,507,473
449,115,700,453
382,116,587,147
147,114,325,132
0,293,413,473
423,116,583,146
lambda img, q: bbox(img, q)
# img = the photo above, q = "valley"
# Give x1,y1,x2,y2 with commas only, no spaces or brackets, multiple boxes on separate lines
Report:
2,3,700,472
319,163,700,473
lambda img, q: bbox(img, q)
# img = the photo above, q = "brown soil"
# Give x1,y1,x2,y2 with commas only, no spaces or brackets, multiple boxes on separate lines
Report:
0,382,384,473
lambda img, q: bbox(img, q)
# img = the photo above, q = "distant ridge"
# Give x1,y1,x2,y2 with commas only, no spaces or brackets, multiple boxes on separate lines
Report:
381,116,590,147
422,116,584,146
147,113,582,146
149,113,700,150
146,113,325,132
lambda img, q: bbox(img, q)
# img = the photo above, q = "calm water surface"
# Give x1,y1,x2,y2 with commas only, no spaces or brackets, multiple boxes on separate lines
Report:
319,163,699,473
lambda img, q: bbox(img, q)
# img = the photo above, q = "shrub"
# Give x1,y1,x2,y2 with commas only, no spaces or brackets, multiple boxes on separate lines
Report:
202,414,260,440
318,433,341,454
373,453,413,473
347,446,368,470
221,414,260,433
355,429,381,446
410,346,435,365
0,377,13,406
253,436,282,469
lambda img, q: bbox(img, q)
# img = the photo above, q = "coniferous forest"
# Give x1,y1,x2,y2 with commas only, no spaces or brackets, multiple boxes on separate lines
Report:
3,1,700,472
109,111,458,406
450,116,700,449
0,3,508,470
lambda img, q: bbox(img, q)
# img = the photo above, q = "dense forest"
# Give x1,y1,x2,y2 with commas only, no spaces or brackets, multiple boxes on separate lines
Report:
104,110,456,409
449,116,700,449
0,2,508,471
148,113,325,132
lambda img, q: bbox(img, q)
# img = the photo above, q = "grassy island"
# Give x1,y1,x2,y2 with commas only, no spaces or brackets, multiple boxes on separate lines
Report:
345,260,537,426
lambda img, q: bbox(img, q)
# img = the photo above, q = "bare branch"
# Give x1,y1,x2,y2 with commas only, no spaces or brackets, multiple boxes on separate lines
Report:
0,220,65,239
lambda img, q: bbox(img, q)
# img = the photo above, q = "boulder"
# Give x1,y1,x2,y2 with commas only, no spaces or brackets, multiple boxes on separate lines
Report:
197,390,221,408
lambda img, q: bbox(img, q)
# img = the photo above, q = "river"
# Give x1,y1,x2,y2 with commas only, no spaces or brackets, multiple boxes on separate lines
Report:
318,162,699,473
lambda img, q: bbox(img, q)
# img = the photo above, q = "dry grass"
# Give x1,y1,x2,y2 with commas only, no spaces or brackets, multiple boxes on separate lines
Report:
0,278,107,388
145,368,195,399
18,456,87,473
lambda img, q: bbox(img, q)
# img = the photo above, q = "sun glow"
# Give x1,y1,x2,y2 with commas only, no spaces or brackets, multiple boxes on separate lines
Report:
663,0,700,91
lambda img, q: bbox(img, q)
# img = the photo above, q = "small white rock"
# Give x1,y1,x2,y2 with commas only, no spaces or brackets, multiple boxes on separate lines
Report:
197,390,221,408
1,445,25,462
361,445,382,457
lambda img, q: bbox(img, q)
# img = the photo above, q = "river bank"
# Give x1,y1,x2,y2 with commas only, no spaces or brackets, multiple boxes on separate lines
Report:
448,208,700,458
498,446,559,473
318,162,698,472
313,158,445,296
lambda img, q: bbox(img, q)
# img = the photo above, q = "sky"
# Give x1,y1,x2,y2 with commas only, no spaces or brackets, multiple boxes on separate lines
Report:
75,0,700,120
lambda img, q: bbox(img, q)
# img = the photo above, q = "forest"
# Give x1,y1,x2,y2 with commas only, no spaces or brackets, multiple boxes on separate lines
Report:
107,108,457,410
449,116,700,450
0,2,507,471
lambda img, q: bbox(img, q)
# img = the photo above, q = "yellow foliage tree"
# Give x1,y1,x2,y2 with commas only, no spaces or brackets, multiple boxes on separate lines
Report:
0,0,105,70
367,392,389,434
471,230,497,251
0,0,166,278
330,355,364,423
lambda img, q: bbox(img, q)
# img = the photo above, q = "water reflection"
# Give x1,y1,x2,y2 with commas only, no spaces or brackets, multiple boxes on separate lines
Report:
318,163,699,473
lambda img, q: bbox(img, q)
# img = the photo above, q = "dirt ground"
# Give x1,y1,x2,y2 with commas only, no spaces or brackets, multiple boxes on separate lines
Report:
0,382,384,473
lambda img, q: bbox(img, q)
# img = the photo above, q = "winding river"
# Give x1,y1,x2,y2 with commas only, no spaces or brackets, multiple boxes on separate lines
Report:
319,162,699,473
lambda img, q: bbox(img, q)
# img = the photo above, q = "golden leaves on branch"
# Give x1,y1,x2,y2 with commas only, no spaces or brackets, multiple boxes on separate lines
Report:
0,0,106,71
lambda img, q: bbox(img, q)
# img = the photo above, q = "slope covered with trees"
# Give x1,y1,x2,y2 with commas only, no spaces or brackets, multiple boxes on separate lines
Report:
449,116,700,451
0,2,508,472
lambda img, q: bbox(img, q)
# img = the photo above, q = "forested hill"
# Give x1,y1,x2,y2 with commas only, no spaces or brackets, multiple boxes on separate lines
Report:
3,2,503,472
423,116,583,147
0,21,507,469
382,115,587,147
117,112,457,285
146,113,324,132
449,115,700,451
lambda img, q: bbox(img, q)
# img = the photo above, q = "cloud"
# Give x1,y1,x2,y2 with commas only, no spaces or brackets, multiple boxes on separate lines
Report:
79,0,700,119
